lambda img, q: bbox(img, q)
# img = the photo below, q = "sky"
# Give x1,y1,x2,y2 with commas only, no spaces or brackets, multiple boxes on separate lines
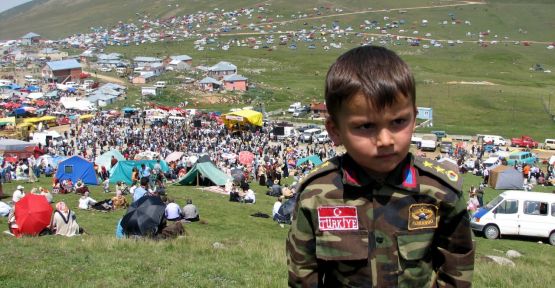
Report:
0,0,33,13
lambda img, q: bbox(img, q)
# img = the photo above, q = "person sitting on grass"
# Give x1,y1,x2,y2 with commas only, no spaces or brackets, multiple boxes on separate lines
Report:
50,201,82,237
115,181,129,195
165,198,182,222
78,192,97,210
111,190,129,210
243,187,256,204
182,199,199,222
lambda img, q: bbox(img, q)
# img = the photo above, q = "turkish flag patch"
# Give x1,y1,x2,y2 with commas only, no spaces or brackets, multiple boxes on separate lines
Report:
318,206,359,231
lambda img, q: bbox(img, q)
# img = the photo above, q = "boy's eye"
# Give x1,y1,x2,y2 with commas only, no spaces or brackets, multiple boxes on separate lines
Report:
393,118,407,126
358,123,376,130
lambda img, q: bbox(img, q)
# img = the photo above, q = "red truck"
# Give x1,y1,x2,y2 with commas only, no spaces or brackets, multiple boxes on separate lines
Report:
510,136,539,148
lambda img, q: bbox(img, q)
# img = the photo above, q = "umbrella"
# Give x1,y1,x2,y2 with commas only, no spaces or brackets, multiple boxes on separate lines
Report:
15,194,53,236
121,196,166,236
230,168,245,182
165,151,184,163
238,151,255,165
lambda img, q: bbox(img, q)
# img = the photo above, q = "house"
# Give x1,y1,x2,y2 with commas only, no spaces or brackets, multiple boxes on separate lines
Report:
142,63,165,76
86,93,118,106
310,102,328,117
20,32,41,45
223,74,248,91
209,61,237,78
42,59,83,83
132,72,156,84
199,77,222,92
37,48,68,61
133,56,163,67
97,53,123,67
167,55,192,71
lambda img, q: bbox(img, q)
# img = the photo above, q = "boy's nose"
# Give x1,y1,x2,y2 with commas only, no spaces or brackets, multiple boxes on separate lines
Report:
376,129,394,146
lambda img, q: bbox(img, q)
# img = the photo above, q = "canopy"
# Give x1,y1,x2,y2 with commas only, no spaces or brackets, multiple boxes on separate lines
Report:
221,109,263,127
296,154,323,167
109,160,169,184
175,156,231,186
0,139,35,151
55,155,98,185
165,151,184,163
95,149,125,169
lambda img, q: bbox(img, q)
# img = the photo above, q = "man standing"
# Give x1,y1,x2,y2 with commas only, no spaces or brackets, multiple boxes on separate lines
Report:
132,178,149,203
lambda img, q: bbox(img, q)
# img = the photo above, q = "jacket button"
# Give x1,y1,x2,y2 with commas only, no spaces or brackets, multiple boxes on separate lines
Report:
376,237,384,244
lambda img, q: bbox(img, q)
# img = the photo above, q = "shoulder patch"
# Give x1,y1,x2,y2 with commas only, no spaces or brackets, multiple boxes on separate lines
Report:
296,157,340,193
413,156,462,192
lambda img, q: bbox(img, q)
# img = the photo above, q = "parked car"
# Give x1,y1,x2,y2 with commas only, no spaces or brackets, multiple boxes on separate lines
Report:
154,81,166,88
471,190,555,245
314,131,330,144
99,66,112,72
506,151,537,166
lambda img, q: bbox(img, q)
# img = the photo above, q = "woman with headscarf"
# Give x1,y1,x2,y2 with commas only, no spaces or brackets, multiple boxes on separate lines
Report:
111,190,129,210
50,202,81,237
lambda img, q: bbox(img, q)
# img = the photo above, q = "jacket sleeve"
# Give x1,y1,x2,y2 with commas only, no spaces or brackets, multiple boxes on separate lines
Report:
286,201,320,288
433,194,476,288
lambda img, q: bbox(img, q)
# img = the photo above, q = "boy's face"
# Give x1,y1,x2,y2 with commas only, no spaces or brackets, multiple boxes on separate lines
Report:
326,92,416,177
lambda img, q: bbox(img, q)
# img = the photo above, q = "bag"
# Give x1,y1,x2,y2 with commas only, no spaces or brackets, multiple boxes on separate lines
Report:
250,212,270,218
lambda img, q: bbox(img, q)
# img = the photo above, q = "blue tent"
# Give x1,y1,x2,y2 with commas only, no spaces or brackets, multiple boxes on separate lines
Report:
109,160,169,184
27,85,40,92
8,83,21,90
296,155,323,167
13,108,28,115
55,156,98,185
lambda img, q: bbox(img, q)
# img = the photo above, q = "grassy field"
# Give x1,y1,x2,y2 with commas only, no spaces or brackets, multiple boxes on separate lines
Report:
0,171,554,287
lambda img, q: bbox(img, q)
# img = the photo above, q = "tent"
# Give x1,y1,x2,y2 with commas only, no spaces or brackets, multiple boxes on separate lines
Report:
55,155,98,185
488,165,524,190
296,154,323,167
95,149,125,170
175,155,231,186
221,109,263,128
109,160,169,184
0,139,35,152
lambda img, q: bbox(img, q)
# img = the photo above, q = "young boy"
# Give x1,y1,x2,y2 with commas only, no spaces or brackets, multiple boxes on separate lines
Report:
286,46,475,287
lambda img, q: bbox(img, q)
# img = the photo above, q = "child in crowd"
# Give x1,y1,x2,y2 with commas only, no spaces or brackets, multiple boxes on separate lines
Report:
286,46,475,287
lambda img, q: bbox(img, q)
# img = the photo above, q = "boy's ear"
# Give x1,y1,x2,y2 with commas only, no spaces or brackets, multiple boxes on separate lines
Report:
325,117,342,146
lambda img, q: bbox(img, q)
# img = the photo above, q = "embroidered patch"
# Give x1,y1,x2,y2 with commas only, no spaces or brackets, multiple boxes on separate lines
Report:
402,164,417,188
318,206,359,231
408,204,438,230
446,170,459,182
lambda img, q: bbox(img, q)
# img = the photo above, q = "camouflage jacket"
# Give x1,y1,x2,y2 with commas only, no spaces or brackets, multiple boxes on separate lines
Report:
286,153,475,287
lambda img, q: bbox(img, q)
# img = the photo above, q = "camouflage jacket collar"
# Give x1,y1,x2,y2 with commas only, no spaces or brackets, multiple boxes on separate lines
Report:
340,153,420,193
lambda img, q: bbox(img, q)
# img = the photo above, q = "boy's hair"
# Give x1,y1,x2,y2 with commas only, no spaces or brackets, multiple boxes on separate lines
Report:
325,45,415,123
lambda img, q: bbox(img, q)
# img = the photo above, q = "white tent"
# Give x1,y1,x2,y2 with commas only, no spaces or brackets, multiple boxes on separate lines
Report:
27,92,44,99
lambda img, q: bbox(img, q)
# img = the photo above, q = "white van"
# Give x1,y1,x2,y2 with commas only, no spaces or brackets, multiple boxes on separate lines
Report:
471,190,555,245
544,139,555,150
300,128,322,143
481,135,506,146
154,81,166,88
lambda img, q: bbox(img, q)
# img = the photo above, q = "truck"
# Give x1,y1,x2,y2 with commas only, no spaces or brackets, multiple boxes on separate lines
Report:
287,102,302,113
420,134,437,152
510,135,539,148
439,137,453,153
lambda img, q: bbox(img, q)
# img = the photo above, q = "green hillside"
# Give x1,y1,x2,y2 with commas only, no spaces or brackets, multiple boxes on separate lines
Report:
1,0,555,138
